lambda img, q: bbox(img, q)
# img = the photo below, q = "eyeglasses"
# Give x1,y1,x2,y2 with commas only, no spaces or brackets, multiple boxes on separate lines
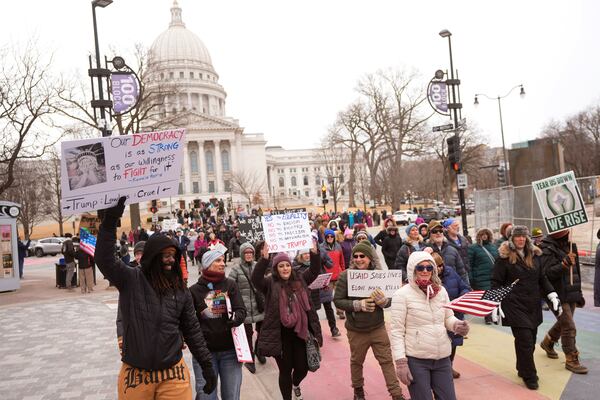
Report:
430,229,443,234
353,254,367,259
415,265,434,272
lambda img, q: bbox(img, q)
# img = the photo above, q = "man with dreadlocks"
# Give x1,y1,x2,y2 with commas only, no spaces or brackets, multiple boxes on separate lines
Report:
95,197,217,399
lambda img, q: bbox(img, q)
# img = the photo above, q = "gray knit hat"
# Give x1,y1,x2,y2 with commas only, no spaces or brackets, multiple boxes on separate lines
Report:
240,242,255,255
133,241,146,255
201,250,224,270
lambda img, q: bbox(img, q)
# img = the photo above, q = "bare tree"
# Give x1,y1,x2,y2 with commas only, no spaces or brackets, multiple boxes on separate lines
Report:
40,148,70,236
0,42,67,196
230,171,266,210
4,160,51,239
318,136,349,212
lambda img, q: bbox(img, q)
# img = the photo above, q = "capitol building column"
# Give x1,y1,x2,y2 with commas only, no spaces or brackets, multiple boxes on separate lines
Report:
214,139,222,194
182,142,191,193
198,140,208,194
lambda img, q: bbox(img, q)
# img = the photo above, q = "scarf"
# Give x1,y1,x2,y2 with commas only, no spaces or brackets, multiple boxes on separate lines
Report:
279,286,311,340
202,268,225,283
415,279,441,299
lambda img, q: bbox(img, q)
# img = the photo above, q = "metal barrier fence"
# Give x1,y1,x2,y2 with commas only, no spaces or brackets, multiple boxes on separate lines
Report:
474,175,600,255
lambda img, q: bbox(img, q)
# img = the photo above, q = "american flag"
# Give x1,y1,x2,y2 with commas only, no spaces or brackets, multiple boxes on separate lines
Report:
443,283,516,317
79,227,96,256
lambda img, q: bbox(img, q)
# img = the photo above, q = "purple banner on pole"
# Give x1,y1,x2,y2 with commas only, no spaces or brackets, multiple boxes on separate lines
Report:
428,81,448,114
110,72,140,114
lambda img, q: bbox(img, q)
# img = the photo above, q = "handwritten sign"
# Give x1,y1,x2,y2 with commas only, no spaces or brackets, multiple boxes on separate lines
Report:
226,297,252,362
347,269,403,297
238,216,264,244
60,129,185,215
161,219,180,232
308,273,332,290
262,211,312,253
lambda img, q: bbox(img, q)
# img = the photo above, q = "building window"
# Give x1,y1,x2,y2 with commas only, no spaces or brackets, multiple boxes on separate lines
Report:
315,176,321,185
179,71,184,79
206,150,214,172
192,181,199,193
304,190,309,197
169,71,174,79
303,176,308,186
200,73,203,79
190,151,198,174
279,177,284,187
190,72,194,79
208,181,215,193
341,189,345,196
224,179,231,192
290,168,296,173
291,176,297,187
339,173,344,183
178,182,183,194
221,150,230,172
160,72,164,80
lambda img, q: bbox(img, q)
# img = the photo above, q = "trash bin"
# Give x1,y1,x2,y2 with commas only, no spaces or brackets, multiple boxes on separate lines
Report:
55,263,78,288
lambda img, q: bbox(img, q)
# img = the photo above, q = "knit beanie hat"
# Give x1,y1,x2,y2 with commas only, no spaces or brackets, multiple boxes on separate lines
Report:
355,230,369,240
405,223,417,236
201,250,224,270
240,242,255,255
133,241,146,255
442,218,455,229
344,227,353,237
352,241,374,261
324,229,336,238
297,248,310,256
272,252,291,267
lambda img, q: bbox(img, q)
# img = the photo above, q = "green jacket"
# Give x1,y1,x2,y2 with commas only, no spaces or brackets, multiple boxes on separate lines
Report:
467,242,498,290
333,267,389,333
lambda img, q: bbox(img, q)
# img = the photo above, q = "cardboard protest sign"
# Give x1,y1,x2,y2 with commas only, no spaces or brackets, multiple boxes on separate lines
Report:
261,211,312,253
161,219,180,232
238,216,264,244
532,171,588,234
308,273,332,290
347,269,403,297
60,129,185,216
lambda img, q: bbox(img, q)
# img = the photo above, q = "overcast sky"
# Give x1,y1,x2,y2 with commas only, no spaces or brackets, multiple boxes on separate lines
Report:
3,0,599,150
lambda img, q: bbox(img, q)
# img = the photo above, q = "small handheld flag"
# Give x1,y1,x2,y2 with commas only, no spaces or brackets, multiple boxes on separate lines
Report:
443,279,518,317
79,227,96,256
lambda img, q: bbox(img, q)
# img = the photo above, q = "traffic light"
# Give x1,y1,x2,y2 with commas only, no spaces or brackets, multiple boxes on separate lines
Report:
447,136,461,171
497,166,507,186
150,199,158,214
321,184,329,204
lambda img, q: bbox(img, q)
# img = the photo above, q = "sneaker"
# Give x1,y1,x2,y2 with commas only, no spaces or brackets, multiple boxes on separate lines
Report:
331,327,341,337
244,363,256,374
293,385,303,400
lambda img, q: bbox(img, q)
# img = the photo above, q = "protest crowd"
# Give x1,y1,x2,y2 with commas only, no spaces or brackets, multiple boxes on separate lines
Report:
67,196,595,400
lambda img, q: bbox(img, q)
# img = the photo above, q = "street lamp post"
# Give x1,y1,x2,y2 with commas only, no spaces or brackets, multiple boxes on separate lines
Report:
439,29,468,237
89,0,113,137
474,84,526,186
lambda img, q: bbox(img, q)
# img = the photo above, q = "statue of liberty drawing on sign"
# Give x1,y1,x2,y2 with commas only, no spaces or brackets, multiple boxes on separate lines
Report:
65,142,108,190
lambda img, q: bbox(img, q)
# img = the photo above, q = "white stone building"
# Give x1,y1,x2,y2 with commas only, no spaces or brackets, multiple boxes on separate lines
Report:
147,1,268,209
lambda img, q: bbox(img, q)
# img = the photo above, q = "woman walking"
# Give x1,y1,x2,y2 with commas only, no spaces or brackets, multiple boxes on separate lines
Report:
252,241,323,400
468,228,498,324
390,251,469,400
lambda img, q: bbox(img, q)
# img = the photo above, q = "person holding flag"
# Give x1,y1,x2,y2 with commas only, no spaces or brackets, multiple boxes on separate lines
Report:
490,225,561,390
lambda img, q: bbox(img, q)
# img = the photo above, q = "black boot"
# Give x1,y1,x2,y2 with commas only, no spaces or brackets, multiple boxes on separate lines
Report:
353,387,365,400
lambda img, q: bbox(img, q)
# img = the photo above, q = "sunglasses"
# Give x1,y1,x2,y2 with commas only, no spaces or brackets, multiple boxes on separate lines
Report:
415,265,434,272
353,254,367,259
430,229,443,234
326,235,335,238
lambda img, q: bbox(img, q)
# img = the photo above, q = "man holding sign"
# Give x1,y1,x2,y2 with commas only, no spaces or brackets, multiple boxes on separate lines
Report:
538,230,588,374
333,241,405,400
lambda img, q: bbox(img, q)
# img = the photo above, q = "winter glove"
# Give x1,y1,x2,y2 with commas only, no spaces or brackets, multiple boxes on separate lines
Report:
576,296,585,308
491,306,504,324
453,320,470,336
99,196,126,231
202,364,217,394
371,288,389,307
395,358,413,385
547,292,563,316
352,298,376,312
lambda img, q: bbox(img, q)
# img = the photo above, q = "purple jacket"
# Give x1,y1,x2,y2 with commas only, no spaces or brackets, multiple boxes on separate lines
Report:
340,238,355,268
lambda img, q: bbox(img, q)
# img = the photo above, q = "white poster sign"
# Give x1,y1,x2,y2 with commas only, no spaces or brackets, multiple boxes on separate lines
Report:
226,297,252,362
347,269,403,297
60,129,185,215
262,211,312,253
308,273,332,290
161,219,180,232
532,171,588,234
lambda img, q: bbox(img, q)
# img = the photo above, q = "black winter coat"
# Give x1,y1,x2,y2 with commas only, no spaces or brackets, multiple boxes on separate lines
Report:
394,238,426,281
96,227,212,371
252,251,323,357
293,260,322,311
539,237,584,304
491,241,555,329
189,277,246,352
381,233,402,269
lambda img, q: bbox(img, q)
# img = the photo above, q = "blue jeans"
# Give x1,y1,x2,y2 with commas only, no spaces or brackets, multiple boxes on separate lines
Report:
193,349,242,400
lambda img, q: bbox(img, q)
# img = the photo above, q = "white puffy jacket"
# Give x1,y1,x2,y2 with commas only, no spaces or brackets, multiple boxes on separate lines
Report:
390,251,459,361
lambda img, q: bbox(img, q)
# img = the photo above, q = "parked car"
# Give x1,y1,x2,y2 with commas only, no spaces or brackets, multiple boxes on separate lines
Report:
30,237,79,257
421,207,443,223
439,205,456,218
393,210,418,225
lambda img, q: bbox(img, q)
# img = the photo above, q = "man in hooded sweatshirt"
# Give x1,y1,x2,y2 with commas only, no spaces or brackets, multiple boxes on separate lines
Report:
95,198,217,399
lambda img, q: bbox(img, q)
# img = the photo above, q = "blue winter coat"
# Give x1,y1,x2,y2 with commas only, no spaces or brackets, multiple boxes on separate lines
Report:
440,265,470,346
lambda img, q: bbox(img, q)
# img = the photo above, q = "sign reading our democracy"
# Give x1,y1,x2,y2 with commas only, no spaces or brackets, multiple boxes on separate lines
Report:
532,171,588,234
347,269,403,298
60,129,185,215
262,211,312,253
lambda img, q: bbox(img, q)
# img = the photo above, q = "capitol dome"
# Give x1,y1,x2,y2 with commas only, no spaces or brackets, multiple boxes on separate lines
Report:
149,1,214,71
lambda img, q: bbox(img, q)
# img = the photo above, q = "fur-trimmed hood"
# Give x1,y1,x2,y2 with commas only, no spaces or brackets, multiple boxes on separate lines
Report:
498,239,541,268
475,228,494,245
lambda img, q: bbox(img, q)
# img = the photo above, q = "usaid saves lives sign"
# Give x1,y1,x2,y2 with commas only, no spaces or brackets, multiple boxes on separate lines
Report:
532,171,588,234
